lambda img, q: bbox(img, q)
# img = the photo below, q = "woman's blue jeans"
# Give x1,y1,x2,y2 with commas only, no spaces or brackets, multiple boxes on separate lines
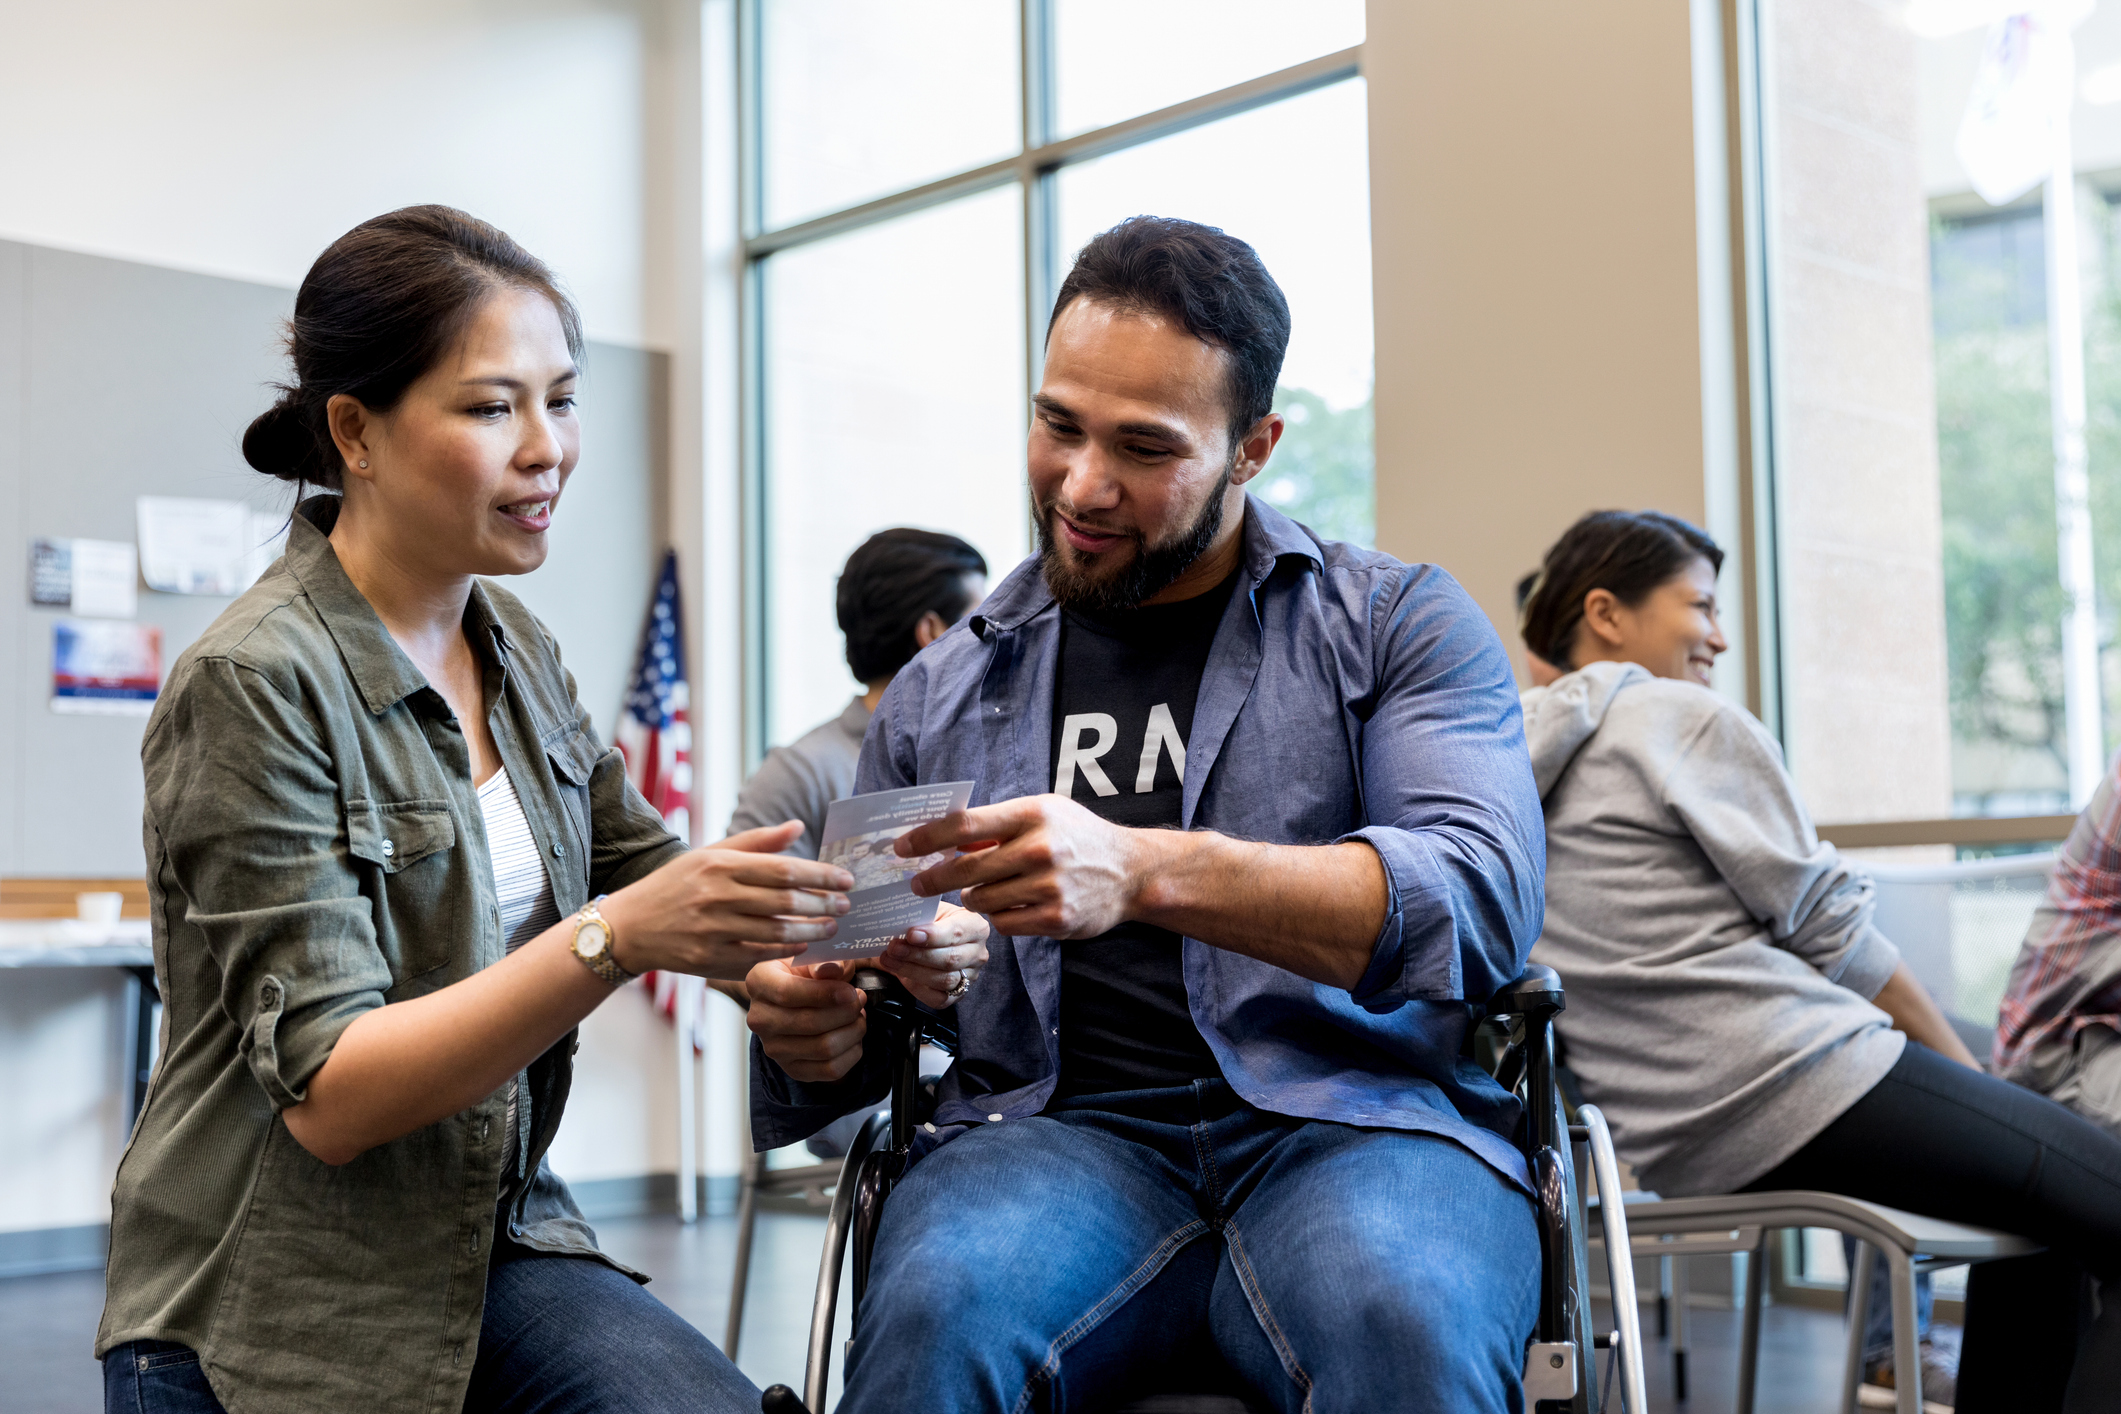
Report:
839,1078,1542,1414
103,1243,758,1413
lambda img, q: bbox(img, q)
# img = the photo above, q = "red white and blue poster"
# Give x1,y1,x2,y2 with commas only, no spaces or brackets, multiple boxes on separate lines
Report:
52,620,162,716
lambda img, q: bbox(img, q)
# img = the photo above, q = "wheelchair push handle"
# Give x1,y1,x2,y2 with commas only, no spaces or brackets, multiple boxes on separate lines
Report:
1488,962,1565,1021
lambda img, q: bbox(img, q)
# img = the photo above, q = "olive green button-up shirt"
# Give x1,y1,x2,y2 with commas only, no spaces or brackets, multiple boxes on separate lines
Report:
97,497,688,1413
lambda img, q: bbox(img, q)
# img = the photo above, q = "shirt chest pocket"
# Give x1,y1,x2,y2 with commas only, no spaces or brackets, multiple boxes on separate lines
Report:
346,798,461,981
542,727,598,867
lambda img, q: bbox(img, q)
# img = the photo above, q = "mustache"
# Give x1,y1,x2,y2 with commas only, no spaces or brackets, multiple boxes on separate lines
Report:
1041,502,1139,543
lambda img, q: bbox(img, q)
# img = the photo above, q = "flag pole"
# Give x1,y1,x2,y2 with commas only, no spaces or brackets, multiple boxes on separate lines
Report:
2048,26,2101,808
678,976,701,1223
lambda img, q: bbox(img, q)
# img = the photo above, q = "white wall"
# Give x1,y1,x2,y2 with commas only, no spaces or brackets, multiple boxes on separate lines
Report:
0,0,682,352
0,0,730,1235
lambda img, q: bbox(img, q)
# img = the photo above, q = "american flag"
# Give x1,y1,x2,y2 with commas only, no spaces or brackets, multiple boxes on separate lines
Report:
614,550,703,1046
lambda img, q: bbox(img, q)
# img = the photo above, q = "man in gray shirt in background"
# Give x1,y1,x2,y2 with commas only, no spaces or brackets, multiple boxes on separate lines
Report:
728,527,987,856
718,529,986,1151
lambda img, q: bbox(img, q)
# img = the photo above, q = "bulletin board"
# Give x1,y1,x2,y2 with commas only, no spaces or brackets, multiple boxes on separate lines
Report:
0,239,668,877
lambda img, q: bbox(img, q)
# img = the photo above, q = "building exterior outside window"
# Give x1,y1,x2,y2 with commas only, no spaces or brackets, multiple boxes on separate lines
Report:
1756,0,2121,827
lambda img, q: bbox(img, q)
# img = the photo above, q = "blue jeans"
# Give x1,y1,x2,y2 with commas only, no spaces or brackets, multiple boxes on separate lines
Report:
840,1079,1541,1414
104,1245,758,1413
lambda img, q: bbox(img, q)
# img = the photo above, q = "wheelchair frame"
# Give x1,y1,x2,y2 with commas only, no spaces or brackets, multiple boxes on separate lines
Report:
762,966,1646,1414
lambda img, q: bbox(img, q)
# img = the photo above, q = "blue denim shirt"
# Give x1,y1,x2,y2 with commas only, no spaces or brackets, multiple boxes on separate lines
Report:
751,498,1546,1188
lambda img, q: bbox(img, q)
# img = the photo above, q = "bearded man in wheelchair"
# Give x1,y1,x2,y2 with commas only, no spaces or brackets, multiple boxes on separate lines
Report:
745,216,1550,1414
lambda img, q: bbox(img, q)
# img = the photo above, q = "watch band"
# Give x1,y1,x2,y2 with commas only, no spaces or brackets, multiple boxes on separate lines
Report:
570,895,636,987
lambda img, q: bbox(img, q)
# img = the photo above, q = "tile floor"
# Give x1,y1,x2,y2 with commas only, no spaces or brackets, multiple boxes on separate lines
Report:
2,1212,1913,1414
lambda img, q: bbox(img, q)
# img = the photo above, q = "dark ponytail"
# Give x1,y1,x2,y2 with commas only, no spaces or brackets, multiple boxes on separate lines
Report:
1520,510,1724,669
243,205,583,489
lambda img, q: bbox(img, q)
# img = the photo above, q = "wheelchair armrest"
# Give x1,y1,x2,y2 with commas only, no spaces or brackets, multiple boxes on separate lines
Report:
1485,963,1564,1021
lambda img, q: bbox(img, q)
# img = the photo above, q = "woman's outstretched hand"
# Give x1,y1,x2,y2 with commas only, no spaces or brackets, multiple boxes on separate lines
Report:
601,821,853,981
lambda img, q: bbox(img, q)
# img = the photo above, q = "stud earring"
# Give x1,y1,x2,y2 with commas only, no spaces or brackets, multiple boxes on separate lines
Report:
358,460,369,468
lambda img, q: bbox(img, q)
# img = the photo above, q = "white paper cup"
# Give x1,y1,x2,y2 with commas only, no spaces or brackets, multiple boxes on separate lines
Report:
76,891,124,924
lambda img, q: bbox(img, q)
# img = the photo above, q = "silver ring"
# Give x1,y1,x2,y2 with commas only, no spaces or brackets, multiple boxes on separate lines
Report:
947,968,974,1001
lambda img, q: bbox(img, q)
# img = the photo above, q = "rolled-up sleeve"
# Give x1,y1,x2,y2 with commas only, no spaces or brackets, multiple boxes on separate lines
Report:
1664,708,1902,999
1338,567,1547,1007
147,657,389,1109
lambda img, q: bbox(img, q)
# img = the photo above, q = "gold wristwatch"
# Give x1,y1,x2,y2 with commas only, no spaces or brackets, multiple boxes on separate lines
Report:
570,895,635,987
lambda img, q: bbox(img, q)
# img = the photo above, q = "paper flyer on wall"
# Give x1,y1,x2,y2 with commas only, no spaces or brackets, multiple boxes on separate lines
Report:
70,538,139,618
30,538,71,605
136,497,284,597
51,620,162,716
796,780,975,962
29,537,138,617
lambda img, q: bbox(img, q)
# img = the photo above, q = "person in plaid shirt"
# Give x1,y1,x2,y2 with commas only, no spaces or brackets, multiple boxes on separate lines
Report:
1996,768,2121,1137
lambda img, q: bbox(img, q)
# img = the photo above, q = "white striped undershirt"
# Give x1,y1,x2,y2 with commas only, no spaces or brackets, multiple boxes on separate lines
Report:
478,766,560,1175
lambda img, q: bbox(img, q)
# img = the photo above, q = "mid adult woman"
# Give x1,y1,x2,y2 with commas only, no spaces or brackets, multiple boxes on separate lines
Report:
94,206,989,1414
1519,509,2121,1413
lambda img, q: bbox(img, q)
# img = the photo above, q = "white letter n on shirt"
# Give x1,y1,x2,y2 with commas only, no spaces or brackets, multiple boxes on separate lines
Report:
1055,713,1120,796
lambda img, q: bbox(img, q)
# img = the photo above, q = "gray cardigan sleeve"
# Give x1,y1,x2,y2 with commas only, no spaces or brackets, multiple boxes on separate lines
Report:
1661,706,1903,999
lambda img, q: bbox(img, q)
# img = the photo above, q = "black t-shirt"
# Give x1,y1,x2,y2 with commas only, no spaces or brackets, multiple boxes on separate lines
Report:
1049,571,1238,1099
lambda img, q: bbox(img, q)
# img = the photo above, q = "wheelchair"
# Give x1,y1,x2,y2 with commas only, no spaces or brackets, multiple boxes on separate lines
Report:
760,964,1647,1414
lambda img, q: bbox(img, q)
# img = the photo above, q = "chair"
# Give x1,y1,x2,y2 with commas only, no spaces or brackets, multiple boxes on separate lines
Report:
1587,1189,2040,1414
724,1147,841,1358
759,965,1650,1414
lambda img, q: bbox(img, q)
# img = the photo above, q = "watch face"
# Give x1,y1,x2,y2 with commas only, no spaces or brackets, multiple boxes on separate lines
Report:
578,920,610,958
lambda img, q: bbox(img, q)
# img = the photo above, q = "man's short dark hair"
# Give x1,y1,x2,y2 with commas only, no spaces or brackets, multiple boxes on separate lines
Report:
838,528,988,684
1049,216,1291,447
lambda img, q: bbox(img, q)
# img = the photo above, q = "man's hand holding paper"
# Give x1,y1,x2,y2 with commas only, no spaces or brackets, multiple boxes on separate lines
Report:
747,782,993,1083
746,902,992,1083
898,793,1141,940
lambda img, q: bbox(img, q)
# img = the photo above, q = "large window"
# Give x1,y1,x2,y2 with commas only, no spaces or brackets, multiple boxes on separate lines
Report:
1744,2,2121,1043
1751,1,2121,829
743,0,1373,757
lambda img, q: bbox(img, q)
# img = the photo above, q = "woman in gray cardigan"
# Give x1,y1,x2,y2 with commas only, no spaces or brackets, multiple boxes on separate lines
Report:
1520,510,2121,1414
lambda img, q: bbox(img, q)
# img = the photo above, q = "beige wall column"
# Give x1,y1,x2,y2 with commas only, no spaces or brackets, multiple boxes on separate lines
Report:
1761,0,1951,823
1365,1,1711,675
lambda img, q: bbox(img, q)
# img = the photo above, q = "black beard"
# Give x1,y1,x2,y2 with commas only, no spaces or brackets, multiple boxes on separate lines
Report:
1037,469,1231,612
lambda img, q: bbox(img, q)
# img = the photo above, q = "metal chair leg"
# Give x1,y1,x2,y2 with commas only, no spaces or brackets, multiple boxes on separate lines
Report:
1658,1253,1671,1339
126,965,160,1134
1838,1240,1873,1414
1735,1231,1767,1414
1887,1247,1921,1414
1671,1252,1689,1402
725,1147,768,1356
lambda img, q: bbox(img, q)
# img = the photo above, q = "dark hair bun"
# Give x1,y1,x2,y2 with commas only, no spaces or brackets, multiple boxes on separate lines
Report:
241,397,330,486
